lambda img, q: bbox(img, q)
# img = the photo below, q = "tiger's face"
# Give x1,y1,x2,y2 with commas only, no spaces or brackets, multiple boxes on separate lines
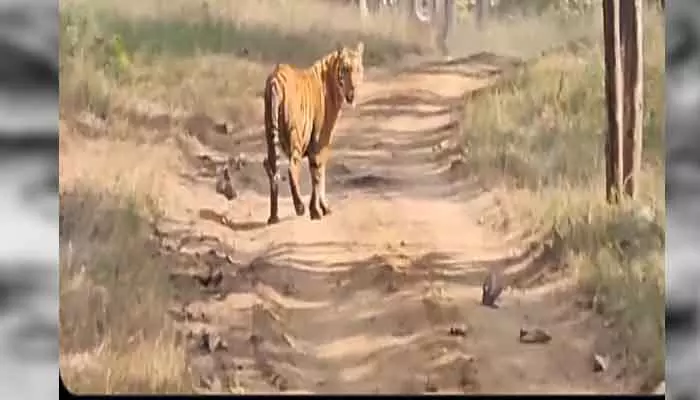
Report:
336,42,364,107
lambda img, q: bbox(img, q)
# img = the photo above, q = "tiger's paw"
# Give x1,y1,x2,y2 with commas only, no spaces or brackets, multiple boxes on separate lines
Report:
321,204,332,216
267,215,281,225
294,203,305,217
309,208,322,221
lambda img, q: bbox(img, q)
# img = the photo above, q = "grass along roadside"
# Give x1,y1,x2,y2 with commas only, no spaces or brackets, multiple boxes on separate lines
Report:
458,6,664,386
59,184,195,394
59,0,434,131
58,0,603,134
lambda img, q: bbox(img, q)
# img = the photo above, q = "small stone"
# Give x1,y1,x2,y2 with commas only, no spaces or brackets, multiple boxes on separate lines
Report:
425,378,438,393
249,334,263,346
592,353,609,372
233,153,248,169
211,335,228,352
519,327,552,344
449,157,465,173
214,121,233,135
481,270,504,308
653,381,665,394
593,295,605,314
167,306,185,320
576,296,594,310
198,331,211,352
200,311,209,322
210,266,224,288
215,167,237,201
448,324,468,337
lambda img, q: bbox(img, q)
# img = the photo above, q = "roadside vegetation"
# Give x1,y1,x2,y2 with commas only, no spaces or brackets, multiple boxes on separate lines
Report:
459,3,664,386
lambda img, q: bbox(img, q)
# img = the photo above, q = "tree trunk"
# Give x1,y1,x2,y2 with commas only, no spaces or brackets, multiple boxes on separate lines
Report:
620,0,644,199
603,0,644,203
603,0,624,203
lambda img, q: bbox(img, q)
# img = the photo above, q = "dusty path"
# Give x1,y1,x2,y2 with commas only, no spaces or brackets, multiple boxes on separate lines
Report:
157,56,626,394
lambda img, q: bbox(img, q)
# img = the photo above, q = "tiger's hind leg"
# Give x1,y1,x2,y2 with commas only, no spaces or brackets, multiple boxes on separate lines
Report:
263,157,280,225
308,159,323,220
318,162,331,216
287,151,305,217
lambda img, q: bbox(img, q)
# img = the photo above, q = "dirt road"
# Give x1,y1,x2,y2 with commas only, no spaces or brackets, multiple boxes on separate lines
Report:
156,55,626,394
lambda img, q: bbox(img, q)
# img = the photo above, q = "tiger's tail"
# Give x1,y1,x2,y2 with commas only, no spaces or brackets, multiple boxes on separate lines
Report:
263,73,282,180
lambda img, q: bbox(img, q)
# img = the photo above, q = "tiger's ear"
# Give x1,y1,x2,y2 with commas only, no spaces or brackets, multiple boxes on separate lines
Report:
356,41,364,55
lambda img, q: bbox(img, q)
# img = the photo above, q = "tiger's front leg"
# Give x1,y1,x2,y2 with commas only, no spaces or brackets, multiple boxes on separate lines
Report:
307,143,331,220
308,156,323,221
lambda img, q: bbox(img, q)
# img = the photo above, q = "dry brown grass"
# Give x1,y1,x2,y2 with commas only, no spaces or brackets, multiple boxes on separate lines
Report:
59,0,435,129
450,0,602,60
58,123,191,393
58,119,210,394
58,0,431,394
58,182,196,393
458,5,665,385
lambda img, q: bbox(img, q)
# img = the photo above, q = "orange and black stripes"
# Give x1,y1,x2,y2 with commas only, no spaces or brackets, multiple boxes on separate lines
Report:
262,42,364,225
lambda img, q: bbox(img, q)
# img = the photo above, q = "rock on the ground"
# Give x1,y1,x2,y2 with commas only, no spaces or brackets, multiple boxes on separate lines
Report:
592,353,609,372
653,381,664,394
519,327,552,344
448,324,469,337
481,270,504,308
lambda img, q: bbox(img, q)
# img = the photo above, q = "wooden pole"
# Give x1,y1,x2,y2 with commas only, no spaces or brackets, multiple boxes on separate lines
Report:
603,0,643,203
621,0,644,199
603,0,624,203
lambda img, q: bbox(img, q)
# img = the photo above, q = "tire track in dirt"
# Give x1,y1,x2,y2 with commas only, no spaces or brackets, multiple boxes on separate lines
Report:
157,53,628,394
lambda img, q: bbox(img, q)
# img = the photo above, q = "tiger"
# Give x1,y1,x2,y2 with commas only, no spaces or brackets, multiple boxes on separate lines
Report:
262,41,365,225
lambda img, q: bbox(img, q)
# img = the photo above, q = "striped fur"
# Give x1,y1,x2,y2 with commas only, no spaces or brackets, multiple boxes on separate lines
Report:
262,42,364,224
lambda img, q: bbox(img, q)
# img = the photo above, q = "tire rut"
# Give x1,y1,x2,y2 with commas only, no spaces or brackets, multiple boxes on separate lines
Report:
163,227,486,393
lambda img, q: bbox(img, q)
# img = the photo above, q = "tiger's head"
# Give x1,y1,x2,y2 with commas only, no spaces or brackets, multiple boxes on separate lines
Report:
334,41,364,107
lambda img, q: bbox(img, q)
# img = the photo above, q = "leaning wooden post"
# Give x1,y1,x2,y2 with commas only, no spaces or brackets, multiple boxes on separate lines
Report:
620,0,644,199
603,0,624,203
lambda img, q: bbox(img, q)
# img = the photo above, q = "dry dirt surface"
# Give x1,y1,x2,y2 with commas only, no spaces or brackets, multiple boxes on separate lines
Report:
147,56,628,394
